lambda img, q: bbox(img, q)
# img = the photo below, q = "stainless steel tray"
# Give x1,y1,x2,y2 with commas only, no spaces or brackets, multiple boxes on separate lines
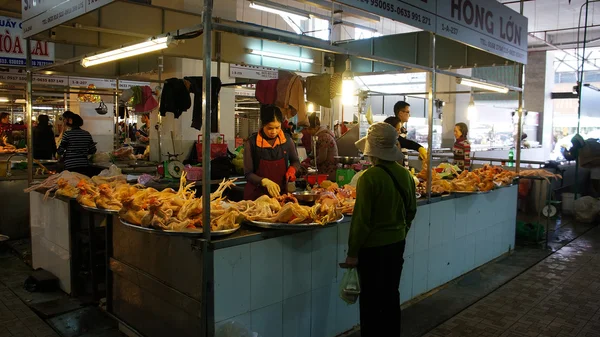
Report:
246,215,344,230
119,218,240,237
81,204,119,215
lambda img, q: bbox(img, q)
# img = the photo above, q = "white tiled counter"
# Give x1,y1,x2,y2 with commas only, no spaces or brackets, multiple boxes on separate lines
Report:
107,186,517,337
213,185,518,337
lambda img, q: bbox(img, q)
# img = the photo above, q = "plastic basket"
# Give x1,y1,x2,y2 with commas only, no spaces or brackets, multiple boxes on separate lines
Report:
197,134,228,161
185,166,203,181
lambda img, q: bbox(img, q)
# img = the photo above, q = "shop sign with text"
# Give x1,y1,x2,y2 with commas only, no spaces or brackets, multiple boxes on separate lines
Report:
0,16,54,67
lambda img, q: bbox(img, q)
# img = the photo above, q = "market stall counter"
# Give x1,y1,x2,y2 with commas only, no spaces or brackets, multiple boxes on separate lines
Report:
107,185,517,337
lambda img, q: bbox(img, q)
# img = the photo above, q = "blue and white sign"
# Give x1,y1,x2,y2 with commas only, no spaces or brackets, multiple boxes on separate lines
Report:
0,16,54,67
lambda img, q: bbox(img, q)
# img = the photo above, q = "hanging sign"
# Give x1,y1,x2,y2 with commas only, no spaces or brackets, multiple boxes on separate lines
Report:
436,0,528,64
0,69,66,85
69,77,149,89
230,64,278,80
22,0,115,38
333,0,527,64
0,16,54,67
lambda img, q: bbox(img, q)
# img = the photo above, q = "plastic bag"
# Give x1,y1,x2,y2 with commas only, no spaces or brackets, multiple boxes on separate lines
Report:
98,164,122,177
339,268,360,305
92,152,111,163
348,170,366,188
573,196,600,223
215,320,258,337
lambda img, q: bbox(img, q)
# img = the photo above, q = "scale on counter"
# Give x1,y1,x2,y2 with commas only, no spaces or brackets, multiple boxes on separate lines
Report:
163,152,184,179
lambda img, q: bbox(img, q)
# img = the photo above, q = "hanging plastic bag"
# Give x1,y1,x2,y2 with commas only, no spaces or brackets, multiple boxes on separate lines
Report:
339,268,360,305
365,105,374,125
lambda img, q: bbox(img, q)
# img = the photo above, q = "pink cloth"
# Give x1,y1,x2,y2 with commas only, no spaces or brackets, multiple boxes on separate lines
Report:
134,86,158,114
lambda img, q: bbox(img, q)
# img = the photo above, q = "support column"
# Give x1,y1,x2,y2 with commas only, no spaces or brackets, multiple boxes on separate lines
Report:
524,51,556,160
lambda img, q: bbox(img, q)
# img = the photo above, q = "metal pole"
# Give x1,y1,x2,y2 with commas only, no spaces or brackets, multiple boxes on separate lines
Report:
25,39,33,184
201,1,214,336
575,0,590,199
515,0,525,174
157,55,163,161
115,79,120,150
426,33,436,200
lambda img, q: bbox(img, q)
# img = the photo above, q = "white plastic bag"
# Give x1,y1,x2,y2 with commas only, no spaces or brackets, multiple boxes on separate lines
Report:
339,268,360,305
215,321,258,337
98,164,122,177
573,196,600,223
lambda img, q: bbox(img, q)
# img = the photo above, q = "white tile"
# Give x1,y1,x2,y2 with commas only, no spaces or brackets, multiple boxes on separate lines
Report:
335,286,359,336
464,233,477,273
39,237,71,294
251,238,284,310
215,312,252,335
311,284,337,337
404,221,416,256
283,293,311,337
311,227,337,289
412,249,428,298
475,230,488,267
427,244,444,291
337,222,351,280
251,302,283,337
432,200,456,244
400,254,414,304
214,245,251,322
450,236,467,279
412,205,430,253
283,232,312,300
486,226,496,262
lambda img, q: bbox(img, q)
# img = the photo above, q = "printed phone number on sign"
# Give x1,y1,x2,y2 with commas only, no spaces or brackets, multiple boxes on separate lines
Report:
354,0,432,26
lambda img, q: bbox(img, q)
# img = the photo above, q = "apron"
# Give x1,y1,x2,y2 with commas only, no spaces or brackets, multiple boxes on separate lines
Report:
243,134,289,200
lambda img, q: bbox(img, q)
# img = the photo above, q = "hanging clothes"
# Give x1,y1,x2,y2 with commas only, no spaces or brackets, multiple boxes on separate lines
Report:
275,70,308,127
184,76,222,132
159,78,191,118
133,86,158,114
306,74,331,108
255,79,278,105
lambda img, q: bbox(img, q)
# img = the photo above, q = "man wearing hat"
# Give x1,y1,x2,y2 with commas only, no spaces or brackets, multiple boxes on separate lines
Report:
57,111,97,176
343,122,417,336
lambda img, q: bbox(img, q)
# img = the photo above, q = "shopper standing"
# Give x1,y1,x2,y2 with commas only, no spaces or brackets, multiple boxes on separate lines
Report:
394,101,427,168
343,122,417,337
304,113,339,181
57,111,97,176
33,115,57,160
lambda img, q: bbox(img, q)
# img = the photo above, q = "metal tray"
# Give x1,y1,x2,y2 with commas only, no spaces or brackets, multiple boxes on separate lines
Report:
453,190,492,194
81,204,120,215
246,215,344,230
119,218,240,237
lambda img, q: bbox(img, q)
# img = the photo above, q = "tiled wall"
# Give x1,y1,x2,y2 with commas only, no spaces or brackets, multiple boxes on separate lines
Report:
214,186,517,337
30,193,72,294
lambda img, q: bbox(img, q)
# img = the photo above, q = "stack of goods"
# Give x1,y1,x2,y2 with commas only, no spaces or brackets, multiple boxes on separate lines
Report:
309,180,356,215
518,169,562,183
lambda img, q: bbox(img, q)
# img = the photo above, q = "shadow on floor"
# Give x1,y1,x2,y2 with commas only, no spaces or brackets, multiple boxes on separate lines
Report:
0,241,123,337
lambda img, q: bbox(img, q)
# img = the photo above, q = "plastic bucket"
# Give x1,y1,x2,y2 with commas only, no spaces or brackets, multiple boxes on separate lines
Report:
562,192,575,214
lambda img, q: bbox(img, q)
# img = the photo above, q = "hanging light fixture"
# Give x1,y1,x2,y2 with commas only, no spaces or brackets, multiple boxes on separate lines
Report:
456,78,509,94
467,95,478,121
81,37,172,68
341,58,355,106
0,97,9,103
247,49,314,63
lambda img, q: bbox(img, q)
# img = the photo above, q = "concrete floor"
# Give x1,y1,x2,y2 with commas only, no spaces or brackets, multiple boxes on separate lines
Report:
0,214,597,337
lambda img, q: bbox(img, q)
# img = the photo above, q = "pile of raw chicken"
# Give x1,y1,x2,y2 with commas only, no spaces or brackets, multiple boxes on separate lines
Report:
25,171,347,233
416,164,522,194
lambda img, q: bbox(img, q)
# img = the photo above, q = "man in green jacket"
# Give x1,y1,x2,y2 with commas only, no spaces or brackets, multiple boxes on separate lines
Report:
343,122,417,337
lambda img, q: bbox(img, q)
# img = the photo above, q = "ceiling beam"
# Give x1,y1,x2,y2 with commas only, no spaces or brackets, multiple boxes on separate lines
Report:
293,0,380,22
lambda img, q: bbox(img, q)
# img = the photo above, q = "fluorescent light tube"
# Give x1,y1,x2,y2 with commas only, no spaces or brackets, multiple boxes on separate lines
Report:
33,106,54,110
249,2,309,21
15,99,26,104
248,49,314,63
0,97,9,102
456,78,509,94
81,37,171,68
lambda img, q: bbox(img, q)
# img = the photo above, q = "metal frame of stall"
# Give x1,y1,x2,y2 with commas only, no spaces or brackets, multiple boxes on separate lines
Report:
21,1,528,336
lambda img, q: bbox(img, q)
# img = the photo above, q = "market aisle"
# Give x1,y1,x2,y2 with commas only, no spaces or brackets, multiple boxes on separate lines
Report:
424,225,600,337
0,283,59,337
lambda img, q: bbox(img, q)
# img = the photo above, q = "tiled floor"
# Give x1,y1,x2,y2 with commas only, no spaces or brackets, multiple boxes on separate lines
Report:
0,283,59,337
424,225,600,337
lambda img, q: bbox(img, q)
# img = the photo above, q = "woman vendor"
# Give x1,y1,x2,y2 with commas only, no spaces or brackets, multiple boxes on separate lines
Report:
244,105,301,200
453,122,471,171
304,113,339,181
